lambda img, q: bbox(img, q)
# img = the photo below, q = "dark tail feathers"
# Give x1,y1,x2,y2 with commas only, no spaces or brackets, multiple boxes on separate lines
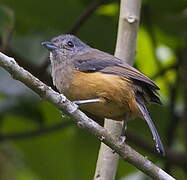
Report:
136,98,165,156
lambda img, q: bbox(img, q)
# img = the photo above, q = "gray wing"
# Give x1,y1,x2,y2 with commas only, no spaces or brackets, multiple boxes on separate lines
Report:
73,51,159,90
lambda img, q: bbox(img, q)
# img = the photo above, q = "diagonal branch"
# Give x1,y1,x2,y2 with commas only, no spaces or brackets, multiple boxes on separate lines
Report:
0,52,175,180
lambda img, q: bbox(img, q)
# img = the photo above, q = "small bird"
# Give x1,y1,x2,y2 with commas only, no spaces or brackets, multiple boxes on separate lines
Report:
42,34,165,155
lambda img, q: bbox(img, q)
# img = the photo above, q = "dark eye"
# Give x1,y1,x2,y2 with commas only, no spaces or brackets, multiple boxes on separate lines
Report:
67,41,74,48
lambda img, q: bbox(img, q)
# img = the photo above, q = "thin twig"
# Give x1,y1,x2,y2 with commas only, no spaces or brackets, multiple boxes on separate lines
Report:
0,121,73,141
69,0,105,34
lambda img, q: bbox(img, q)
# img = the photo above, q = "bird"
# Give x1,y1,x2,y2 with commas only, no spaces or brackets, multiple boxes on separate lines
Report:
41,34,165,155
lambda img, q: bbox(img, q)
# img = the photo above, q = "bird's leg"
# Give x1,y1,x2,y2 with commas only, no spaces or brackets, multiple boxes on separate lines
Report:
73,98,101,105
119,114,129,145
118,121,127,145
121,121,127,136
112,118,128,154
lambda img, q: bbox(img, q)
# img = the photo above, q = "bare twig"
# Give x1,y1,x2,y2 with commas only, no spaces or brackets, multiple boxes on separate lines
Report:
115,0,141,65
69,0,105,34
0,52,175,180
0,121,73,141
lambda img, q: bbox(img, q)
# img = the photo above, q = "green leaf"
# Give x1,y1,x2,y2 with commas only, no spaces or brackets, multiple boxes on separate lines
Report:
136,27,158,76
96,3,119,17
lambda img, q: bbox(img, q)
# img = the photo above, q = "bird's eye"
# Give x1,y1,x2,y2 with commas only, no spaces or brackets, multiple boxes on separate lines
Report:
67,41,74,48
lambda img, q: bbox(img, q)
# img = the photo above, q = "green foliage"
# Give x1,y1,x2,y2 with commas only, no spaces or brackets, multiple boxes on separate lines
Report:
96,3,119,17
136,27,159,76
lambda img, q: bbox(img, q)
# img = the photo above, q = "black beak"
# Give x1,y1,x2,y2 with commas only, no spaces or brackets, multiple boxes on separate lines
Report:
41,41,58,51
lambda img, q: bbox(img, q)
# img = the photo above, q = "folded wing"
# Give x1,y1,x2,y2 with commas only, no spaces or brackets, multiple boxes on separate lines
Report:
73,49,161,104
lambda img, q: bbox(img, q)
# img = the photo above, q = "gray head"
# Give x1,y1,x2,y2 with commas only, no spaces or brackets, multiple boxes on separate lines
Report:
41,34,90,59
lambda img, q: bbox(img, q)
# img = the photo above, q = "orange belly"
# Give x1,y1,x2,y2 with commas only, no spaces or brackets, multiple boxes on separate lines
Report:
65,71,140,120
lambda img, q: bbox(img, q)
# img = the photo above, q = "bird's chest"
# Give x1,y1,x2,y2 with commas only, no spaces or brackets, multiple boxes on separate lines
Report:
51,62,75,96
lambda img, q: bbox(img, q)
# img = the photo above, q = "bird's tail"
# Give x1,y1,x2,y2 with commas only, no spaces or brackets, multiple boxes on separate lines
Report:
136,98,165,156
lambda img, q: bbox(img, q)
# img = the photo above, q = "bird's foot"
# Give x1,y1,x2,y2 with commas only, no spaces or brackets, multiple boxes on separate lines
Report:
73,98,101,105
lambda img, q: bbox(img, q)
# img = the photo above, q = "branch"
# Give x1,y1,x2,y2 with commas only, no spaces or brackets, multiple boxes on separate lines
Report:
0,121,73,141
0,52,176,179
94,0,142,179
115,0,141,65
68,0,105,34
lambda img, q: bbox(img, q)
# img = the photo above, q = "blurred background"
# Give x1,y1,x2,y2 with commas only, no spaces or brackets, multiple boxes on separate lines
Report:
0,0,187,179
